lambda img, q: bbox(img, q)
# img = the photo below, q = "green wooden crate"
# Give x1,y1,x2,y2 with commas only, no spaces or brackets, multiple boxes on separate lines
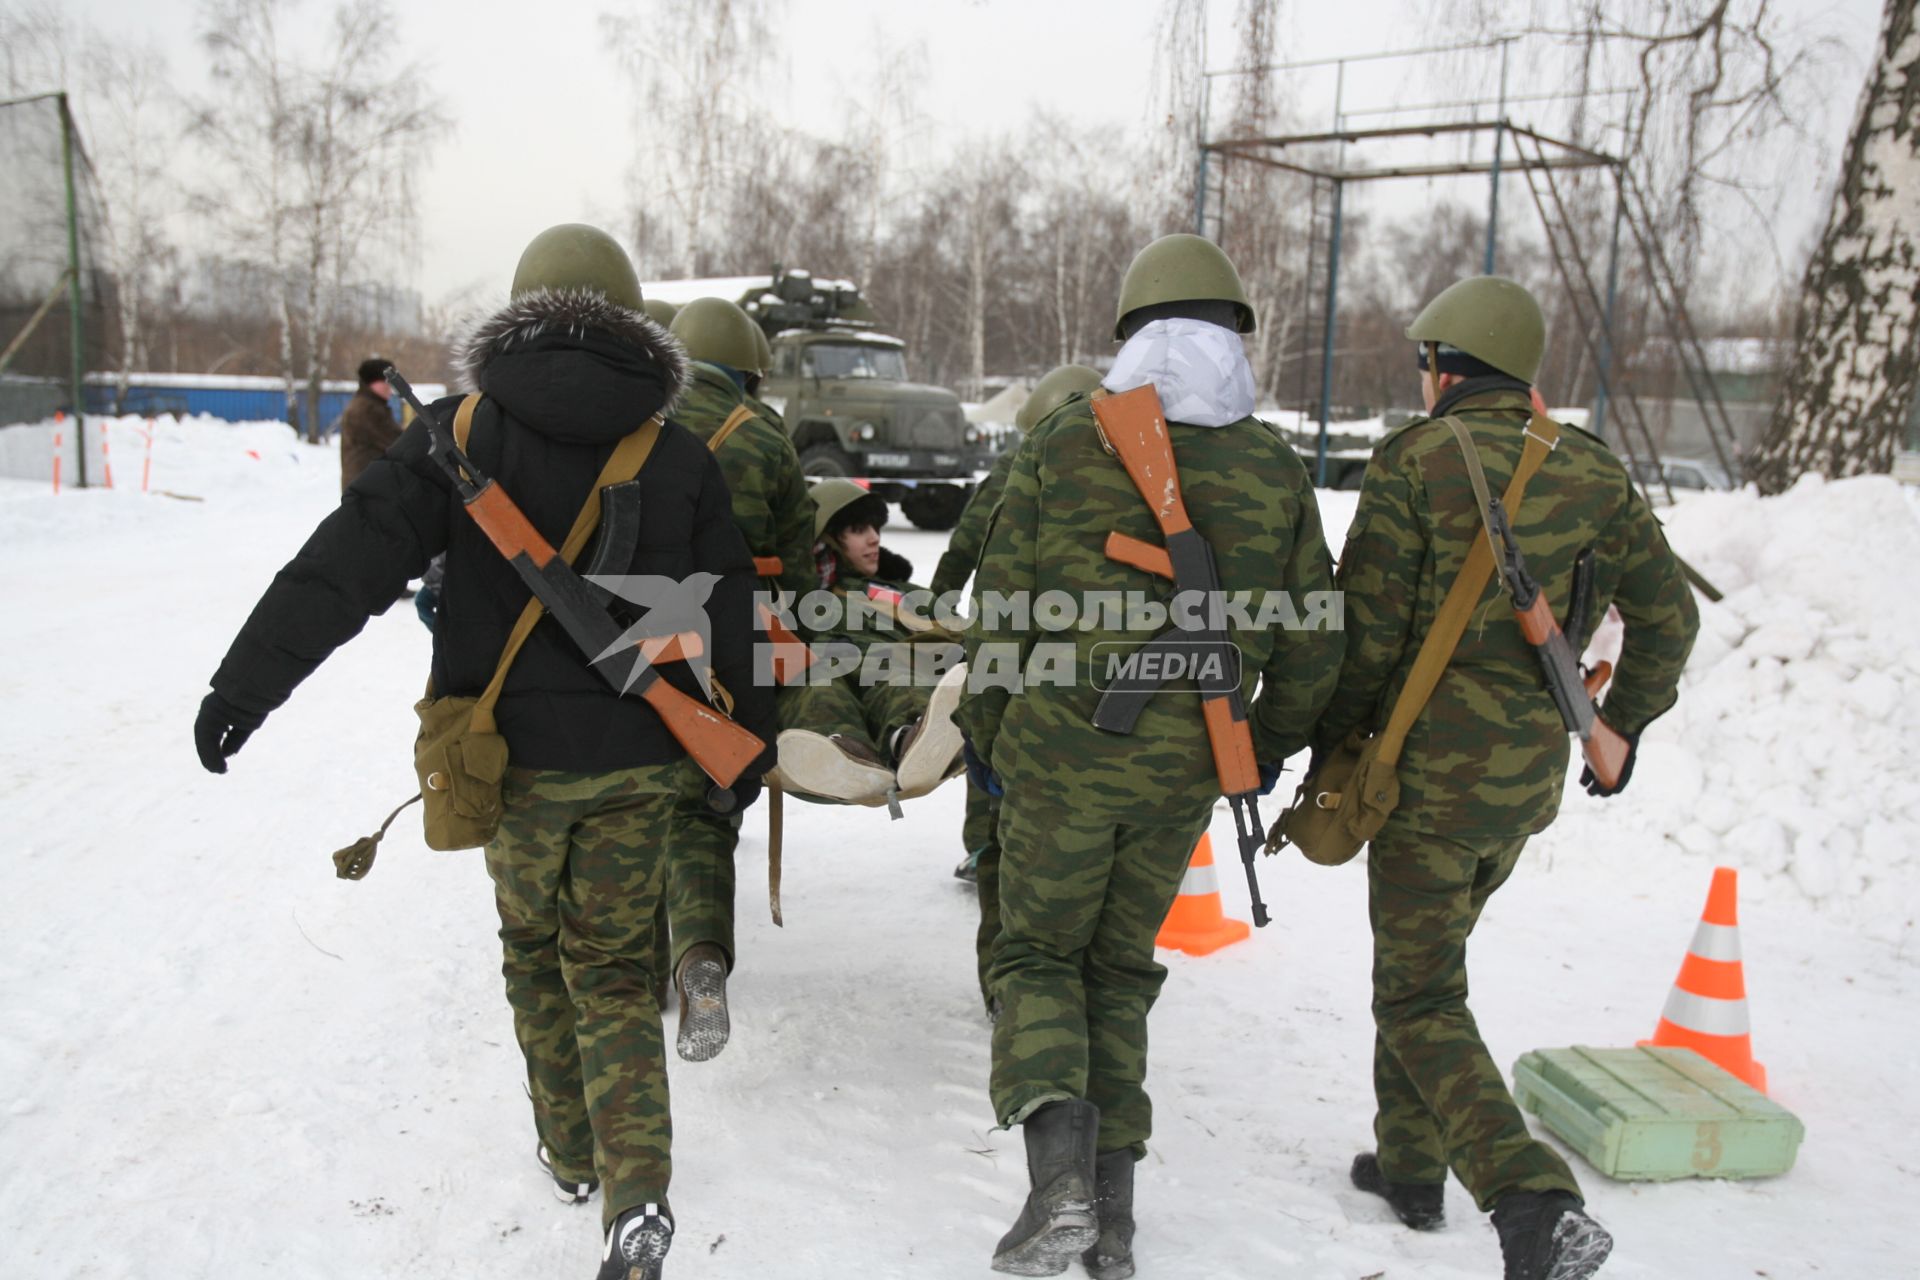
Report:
1512,1046,1803,1182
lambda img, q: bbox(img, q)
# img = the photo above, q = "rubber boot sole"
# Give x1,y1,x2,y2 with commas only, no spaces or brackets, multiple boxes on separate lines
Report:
675,951,730,1063
599,1211,672,1280
991,1203,1098,1276
773,729,894,805
893,663,968,799
1545,1213,1613,1280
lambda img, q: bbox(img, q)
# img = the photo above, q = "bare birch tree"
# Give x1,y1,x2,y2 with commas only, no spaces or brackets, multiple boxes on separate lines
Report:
602,0,779,278
1750,0,1920,490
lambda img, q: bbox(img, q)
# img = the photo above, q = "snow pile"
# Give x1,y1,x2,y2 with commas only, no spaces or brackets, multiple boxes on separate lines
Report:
1628,475,1920,941
0,411,322,493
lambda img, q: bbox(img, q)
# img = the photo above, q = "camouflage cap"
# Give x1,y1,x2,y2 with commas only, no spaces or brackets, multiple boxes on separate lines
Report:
510,224,643,312
1016,364,1103,432
670,297,764,372
811,477,887,540
1114,234,1255,339
1406,276,1545,383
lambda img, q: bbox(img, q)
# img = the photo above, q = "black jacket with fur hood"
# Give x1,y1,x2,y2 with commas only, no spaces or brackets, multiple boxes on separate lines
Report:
211,289,774,774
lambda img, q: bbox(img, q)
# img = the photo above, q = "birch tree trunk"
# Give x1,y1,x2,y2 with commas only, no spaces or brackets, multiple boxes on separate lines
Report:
1750,0,1920,492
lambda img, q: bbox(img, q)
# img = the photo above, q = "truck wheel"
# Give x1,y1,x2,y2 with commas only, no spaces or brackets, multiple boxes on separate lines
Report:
900,484,969,531
798,442,858,478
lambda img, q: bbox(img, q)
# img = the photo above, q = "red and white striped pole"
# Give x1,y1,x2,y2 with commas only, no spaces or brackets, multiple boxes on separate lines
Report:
100,419,114,490
52,411,64,495
141,418,154,493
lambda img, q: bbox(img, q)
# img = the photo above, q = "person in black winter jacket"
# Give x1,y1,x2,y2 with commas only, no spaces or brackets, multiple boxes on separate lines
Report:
193,223,771,1280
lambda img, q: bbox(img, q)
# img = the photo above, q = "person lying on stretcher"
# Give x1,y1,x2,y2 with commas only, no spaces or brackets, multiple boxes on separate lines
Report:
769,478,966,810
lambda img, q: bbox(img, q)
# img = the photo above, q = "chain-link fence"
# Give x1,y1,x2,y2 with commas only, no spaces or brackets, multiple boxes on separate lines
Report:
0,92,112,475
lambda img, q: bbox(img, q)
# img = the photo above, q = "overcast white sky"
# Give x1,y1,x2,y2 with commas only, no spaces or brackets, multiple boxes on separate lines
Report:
52,0,1887,308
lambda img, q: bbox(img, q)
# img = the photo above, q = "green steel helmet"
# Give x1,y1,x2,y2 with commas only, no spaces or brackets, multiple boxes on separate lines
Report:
1405,275,1545,383
810,477,887,540
750,322,773,374
510,223,643,312
1016,364,1103,432
1114,233,1255,339
669,297,764,372
642,297,679,327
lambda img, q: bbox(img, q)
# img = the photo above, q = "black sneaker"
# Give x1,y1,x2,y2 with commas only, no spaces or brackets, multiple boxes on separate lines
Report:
1350,1152,1444,1231
536,1144,597,1205
953,848,981,883
1492,1190,1613,1280
595,1201,673,1280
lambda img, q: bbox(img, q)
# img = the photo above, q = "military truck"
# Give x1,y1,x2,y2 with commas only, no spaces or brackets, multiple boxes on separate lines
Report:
640,269,991,530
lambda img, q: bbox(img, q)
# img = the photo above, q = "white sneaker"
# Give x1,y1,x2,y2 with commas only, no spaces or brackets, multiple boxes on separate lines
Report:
893,663,968,800
774,728,895,804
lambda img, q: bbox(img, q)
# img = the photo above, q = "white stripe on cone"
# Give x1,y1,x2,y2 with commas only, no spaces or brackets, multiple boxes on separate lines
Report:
1687,920,1743,963
1660,987,1752,1037
1179,864,1219,897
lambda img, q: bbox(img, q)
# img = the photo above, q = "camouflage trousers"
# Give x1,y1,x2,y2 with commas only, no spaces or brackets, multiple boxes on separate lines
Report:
988,791,1209,1158
486,761,691,1229
661,764,743,975
775,665,930,753
965,782,1002,1010
1368,827,1579,1210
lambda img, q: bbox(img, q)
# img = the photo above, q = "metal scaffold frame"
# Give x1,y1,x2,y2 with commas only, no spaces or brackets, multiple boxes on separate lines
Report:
1193,39,1741,497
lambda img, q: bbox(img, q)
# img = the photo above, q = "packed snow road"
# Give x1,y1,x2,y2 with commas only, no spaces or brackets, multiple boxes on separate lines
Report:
0,417,1914,1278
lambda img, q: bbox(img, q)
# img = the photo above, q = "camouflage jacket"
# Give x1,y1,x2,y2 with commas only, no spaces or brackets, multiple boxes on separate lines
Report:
955,393,1344,823
929,442,1021,598
675,361,817,599
1315,384,1699,838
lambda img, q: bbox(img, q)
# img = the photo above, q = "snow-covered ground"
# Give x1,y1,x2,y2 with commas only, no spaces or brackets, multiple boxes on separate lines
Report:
1,415,1916,1279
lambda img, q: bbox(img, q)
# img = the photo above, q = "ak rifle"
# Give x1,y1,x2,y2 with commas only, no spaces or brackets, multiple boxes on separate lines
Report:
1485,498,1631,791
387,367,766,811
1088,386,1271,928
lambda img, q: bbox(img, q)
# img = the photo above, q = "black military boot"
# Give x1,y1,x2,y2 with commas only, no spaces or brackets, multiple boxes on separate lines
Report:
536,1143,598,1205
673,942,730,1064
594,1200,673,1280
1350,1152,1445,1231
1491,1190,1613,1280
1080,1149,1137,1280
991,1099,1100,1276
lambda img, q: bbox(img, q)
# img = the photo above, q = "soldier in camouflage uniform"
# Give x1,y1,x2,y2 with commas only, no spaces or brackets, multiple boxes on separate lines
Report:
653,298,817,1065
192,225,775,1280
1318,276,1698,1280
956,236,1343,1277
773,478,967,807
929,366,1103,1009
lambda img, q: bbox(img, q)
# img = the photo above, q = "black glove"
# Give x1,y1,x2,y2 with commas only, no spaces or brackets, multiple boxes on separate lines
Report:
962,738,1003,797
1580,730,1641,798
195,692,266,775
715,775,763,815
1258,762,1282,796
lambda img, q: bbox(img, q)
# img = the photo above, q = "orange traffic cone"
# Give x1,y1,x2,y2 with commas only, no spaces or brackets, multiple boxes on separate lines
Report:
1155,833,1250,956
1642,866,1767,1093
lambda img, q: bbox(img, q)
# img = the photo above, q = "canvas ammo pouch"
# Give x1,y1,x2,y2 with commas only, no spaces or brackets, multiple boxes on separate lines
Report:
333,394,662,877
1272,411,1560,866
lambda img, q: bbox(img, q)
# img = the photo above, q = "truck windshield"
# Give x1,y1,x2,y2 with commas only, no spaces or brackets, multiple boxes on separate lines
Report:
806,343,907,380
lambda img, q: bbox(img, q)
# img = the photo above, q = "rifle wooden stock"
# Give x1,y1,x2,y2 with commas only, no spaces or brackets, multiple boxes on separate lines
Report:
752,556,784,577
1095,386,1195,534
1106,530,1173,580
638,677,766,788
1583,716,1632,792
1202,697,1262,797
1513,592,1559,645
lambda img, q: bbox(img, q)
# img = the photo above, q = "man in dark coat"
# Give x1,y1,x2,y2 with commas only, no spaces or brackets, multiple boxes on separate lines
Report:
193,223,773,1280
339,357,402,490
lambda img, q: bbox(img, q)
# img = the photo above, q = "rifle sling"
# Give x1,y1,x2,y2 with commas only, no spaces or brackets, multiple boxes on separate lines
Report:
456,393,665,734
707,403,755,454
1376,412,1560,768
